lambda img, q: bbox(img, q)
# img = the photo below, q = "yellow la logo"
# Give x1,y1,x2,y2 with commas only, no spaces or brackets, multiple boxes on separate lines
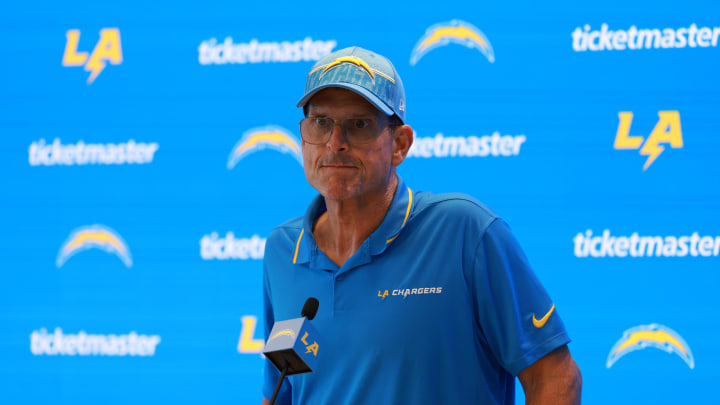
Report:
237,315,264,354
614,111,683,170
301,331,319,357
378,290,389,299
62,28,123,84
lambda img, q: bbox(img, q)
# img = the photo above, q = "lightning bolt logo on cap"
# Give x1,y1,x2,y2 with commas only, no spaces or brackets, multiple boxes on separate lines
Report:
227,126,302,169
606,324,694,369
56,224,132,268
321,56,375,80
410,20,495,66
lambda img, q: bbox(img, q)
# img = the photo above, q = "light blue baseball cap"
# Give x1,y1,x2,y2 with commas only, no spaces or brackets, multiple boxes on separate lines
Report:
297,46,406,123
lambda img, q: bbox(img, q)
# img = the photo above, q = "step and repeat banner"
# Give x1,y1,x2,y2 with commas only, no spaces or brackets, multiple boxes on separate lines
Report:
1,1,718,404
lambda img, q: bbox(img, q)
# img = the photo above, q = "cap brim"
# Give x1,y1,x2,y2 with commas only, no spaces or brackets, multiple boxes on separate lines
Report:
296,83,395,117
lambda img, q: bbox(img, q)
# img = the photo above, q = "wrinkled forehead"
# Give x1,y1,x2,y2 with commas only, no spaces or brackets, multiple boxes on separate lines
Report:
305,87,384,117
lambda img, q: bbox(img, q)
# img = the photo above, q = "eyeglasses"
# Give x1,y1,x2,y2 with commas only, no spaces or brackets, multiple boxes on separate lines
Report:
299,117,395,145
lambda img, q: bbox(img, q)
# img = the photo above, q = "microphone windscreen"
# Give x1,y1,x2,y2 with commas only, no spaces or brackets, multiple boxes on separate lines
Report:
301,297,319,320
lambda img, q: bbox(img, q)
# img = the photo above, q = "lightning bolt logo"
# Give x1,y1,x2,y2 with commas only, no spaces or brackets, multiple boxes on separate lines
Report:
321,56,375,80
227,126,303,168
410,20,495,65
639,137,664,170
56,224,132,268
639,111,683,170
606,324,694,369
84,54,107,84
269,329,295,341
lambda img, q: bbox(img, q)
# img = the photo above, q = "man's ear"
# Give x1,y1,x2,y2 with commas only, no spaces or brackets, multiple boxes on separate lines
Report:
391,125,414,166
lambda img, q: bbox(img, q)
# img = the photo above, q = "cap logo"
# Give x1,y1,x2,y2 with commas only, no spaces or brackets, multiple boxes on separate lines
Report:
321,56,375,80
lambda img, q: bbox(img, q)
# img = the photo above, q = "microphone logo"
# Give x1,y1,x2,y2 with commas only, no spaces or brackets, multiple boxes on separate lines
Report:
301,331,319,356
269,329,296,341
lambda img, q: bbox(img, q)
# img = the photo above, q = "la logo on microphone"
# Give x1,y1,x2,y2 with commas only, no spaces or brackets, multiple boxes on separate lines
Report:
301,331,318,356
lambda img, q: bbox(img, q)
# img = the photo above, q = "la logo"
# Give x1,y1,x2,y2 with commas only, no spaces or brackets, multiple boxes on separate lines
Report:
301,331,319,357
614,111,683,170
62,28,123,84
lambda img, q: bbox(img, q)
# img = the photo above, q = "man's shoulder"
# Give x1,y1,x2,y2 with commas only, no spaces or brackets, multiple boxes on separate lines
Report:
266,216,304,251
412,190,499,232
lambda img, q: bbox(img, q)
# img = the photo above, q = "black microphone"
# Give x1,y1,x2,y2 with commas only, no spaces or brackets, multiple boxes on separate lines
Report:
301,297,319,320
264,298,321,405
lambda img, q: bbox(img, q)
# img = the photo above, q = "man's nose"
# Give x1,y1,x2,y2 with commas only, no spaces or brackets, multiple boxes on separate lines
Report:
326,121,349,151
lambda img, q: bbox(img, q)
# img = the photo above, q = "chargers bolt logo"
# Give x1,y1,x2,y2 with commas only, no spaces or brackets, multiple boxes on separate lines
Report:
268,329,296,341
62,28,123,84
322,56,375,80
410,20,495,65
227,126,302,168
607,324,694,369
56,224,132,268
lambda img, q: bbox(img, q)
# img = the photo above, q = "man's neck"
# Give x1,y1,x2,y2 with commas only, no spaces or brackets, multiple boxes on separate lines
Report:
313,175,398,267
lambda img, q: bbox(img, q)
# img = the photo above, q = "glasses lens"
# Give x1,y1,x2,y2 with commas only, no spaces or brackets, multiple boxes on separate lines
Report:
342,119,378,145
299,117,384,145
300,117,332,144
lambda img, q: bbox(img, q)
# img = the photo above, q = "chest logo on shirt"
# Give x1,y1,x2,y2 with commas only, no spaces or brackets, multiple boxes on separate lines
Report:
532,304,555,328
377,287,443,300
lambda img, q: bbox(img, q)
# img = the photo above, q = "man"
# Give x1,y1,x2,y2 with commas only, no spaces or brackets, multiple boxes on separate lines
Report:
262,47,581,405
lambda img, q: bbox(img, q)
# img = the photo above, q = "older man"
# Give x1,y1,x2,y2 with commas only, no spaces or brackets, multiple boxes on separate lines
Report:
261,47,581,405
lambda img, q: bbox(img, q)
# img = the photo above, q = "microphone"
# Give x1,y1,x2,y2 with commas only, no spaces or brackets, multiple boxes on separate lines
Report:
264,298,321,405
301,297,319,320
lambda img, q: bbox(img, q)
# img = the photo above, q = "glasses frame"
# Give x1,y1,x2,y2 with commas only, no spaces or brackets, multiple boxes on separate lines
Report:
298,115,400,146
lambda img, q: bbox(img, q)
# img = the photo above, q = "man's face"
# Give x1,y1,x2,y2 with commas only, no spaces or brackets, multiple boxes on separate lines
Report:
302,87,396,202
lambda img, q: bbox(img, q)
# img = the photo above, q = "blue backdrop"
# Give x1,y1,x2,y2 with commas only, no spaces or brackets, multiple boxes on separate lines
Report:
1,0,718,403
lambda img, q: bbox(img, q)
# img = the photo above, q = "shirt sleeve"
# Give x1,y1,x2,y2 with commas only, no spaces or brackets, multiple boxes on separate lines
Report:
262,255,292,404
471,218,571,376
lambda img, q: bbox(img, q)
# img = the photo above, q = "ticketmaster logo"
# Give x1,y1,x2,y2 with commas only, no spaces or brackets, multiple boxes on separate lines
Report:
30,327,161,356
574,230,720,258
198,37,337,65
572,23,720,52
408,132,525,158
29,138,159,166
200,232,266,260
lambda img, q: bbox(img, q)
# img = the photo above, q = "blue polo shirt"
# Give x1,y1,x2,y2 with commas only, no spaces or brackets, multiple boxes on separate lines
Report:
262,177,570,405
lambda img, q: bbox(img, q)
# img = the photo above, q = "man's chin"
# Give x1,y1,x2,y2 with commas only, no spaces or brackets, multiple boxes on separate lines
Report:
319,179,361,201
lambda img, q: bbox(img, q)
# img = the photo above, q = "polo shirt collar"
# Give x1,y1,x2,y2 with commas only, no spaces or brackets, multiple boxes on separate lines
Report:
368,176,412,255
292,176,414,269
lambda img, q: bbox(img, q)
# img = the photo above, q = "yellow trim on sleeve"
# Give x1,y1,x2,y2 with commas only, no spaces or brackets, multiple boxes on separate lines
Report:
386,187,413,244
293,228,304,264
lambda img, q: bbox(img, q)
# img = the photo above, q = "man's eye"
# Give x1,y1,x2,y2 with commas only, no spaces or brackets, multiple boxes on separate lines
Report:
314,117,331,127
352,119,370,129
